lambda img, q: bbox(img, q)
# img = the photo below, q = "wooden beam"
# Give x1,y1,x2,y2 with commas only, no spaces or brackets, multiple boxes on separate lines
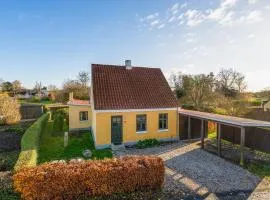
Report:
240,127,246,166
188,116,191,140
217,123,221,157
201,119,204,149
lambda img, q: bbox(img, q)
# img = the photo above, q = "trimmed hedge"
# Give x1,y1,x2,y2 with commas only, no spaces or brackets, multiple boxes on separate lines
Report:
14,113,49,171
13,156,164,199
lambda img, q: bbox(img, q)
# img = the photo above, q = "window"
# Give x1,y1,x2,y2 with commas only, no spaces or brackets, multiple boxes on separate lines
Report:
159,113,168,130
79,111,88,121
136,115,147,132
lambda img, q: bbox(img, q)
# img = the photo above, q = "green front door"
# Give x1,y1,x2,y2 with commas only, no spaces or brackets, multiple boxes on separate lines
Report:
111,116,123,145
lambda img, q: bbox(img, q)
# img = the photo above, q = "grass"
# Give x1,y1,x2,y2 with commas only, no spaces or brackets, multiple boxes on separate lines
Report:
207,132,270,179
38,121,112,164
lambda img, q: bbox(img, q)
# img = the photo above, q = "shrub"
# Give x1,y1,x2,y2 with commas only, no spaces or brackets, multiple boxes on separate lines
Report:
13,156,164,200
14,113,49,171
28,96,41,103
136,139,160,149
53,113,64,133
0,94,21,125
5,127,26,135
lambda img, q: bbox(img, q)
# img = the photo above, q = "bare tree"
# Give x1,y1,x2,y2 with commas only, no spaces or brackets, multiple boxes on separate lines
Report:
34,82,42,97
12,80,22,96
48,85,58,91
77,71,90,88
216,68,246,97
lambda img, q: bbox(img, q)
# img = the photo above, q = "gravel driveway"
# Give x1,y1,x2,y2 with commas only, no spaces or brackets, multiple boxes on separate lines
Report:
114,141,265,200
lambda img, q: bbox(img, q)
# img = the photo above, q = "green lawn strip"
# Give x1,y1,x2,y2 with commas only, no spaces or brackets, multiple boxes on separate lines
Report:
38,121,112,164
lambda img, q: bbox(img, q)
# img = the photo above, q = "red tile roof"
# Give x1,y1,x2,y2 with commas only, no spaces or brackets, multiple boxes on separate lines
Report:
68,99,90,105
92,64,179,110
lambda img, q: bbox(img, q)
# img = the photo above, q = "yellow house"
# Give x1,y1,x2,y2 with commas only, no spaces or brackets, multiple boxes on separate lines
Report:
69,60,179,149
68,93,92,131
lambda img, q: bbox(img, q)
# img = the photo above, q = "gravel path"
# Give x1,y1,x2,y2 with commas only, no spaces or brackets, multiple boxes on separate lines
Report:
114,141,265,200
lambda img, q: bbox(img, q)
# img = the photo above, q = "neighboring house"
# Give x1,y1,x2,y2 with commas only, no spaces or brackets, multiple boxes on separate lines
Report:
68,93,92,131
69,60,179,149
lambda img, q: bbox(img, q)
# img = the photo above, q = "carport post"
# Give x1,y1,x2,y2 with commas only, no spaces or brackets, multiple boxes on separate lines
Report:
240,127,245,166
188,116,191,140
200,119,204,149
217,123,221,157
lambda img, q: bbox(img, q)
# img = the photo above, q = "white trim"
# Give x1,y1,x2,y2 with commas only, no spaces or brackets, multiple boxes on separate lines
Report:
136,131,148,134
68,103,91,106
95,107,177,113
158,129,169,132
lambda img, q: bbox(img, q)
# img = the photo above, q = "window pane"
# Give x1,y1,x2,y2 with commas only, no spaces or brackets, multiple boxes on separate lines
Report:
159,113,168,130
80,111,88,121
136,115,146,131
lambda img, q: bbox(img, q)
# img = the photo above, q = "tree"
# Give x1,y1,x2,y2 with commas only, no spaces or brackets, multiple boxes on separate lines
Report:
77,71,90,88
12,80,22,96
48,85,58,91
1,82,13,92
216,68,246,97
0,94,21,125
185,73,215,110
34,82,42,97
169,72,187,99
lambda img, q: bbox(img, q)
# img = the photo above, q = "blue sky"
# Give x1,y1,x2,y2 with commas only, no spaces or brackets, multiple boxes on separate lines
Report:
0,0,270,91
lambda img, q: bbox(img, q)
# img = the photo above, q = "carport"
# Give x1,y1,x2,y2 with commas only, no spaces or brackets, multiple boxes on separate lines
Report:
179,108,270,165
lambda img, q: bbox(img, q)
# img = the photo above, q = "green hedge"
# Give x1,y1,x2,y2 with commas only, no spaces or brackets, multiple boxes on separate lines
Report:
136,139,160,149
14,113,49,171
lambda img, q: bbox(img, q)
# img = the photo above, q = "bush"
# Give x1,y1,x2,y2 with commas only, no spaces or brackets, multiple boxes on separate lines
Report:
0,94,21,125
14,113,49,171
136,139,160,149
28,96,41,103
53,113,64,133
13,156,164,199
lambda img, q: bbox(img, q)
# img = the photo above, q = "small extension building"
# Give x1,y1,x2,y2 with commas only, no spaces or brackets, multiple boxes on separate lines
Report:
68,60,179,149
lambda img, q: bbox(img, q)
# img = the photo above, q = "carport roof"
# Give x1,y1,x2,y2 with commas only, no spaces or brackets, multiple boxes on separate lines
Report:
179,109,270,128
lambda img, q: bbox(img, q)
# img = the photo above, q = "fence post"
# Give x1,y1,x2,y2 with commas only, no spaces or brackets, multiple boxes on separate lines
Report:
64,132,69,147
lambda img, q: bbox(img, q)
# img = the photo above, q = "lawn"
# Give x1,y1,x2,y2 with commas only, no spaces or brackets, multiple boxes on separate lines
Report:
38,121,112,164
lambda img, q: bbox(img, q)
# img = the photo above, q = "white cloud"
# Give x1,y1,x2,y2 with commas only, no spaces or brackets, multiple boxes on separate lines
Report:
248,0,258,4
168,16,176,23
208,0,238,25
150,20,159,26
239,10,263,24
157,24,165,29
185,9,206,27
247,34,255,39
140,12,159,22
171,3,179,11
219,11,234,26
265,5,270,9
180,3,188,9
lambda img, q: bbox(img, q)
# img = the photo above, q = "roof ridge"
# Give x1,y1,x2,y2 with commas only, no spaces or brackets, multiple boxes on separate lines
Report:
91,63,161,70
